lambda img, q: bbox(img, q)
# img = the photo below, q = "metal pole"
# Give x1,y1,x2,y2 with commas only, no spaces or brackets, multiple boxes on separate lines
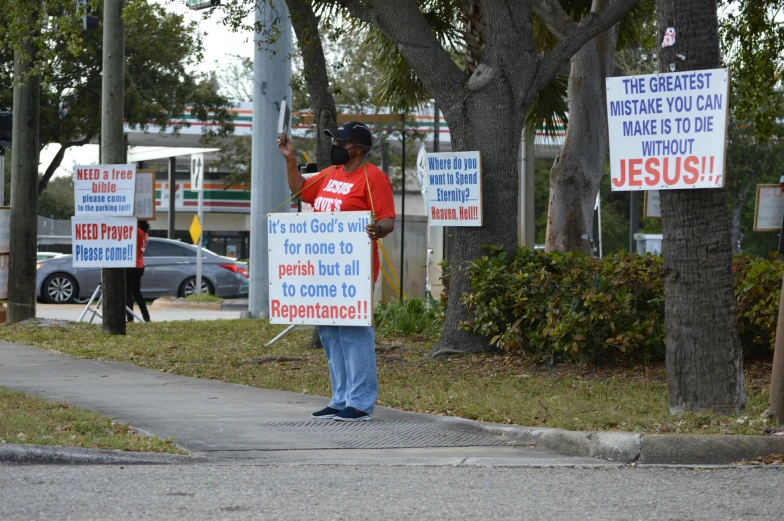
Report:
433,104,440,153
399,114,406,301
0,148,4,206
770,210,784,424
629,192,640,253
597,191,603,258
196,187,203,296
100,0,126,335
249,0,292,319
167,157,176,239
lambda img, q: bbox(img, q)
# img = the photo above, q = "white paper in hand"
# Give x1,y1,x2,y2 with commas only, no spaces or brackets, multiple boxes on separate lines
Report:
277,100,291,136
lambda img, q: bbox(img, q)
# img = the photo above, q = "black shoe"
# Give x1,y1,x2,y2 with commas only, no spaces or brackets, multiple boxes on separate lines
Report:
333,408,371,422
311,406,340,419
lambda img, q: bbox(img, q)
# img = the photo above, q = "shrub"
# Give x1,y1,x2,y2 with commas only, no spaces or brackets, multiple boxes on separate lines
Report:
733,254,783,351
457,247,782,364
374,297,443,338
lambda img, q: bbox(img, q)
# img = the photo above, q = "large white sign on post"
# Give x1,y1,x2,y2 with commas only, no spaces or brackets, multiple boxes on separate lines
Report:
268,211,373,326
71,216,137,268
425,151,482,226
607,68,729,191
74,164,136,216
134,171,156,220
753,184,784,232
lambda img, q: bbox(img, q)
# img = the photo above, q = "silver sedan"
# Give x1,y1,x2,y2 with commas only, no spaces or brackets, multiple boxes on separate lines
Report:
36,237,248,303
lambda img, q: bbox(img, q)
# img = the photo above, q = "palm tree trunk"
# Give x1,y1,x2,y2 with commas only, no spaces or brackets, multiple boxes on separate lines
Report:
656,0,745,414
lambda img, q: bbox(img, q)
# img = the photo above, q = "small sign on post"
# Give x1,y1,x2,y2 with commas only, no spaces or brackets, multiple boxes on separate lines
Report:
425,151,482,226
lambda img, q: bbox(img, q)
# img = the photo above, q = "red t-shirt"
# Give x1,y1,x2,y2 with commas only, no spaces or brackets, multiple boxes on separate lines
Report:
136,229,148,269
300,162,396,282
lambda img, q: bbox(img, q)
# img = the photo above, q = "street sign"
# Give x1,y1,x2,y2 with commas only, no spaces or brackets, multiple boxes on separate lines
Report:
187,0,220,10
191,154,204,192
189,215,202,245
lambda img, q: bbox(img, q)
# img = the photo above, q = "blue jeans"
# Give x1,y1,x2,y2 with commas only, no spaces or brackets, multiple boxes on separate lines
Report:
317,325,378,414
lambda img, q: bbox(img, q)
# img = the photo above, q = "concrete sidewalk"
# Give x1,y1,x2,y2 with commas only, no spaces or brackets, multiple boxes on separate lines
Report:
1,341,783,466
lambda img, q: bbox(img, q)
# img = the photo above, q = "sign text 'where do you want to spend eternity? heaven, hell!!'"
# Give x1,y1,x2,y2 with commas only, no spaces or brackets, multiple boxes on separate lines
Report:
606,68,729,191
426,151,482,226
268,212,373,326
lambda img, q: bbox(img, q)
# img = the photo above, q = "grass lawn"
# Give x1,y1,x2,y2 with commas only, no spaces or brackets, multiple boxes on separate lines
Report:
0,387,183,453
0,318,775,436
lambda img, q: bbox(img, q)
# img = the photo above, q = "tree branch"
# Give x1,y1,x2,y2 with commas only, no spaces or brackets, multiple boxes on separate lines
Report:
38,136,92,195
533,0,579,40
339,0,466,111
531,0,640,101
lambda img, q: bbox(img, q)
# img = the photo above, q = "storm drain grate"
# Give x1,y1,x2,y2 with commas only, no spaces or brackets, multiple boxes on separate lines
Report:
260,420,509,449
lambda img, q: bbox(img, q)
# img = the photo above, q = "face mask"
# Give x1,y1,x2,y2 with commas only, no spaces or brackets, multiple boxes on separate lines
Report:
330,145,350,165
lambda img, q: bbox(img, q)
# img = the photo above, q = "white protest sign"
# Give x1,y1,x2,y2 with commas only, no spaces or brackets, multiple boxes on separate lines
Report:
426,151,482,226
0,206,9,253
74,164,136,216
72,216,137,268
268,211,373,326
753,184,784,232
606,68,729,191
0,253,7,300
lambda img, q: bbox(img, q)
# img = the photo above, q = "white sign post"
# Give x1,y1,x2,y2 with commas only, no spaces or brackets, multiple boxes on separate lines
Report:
606,68,729,191
72,216,137,268
425,151,482,226
191,154,204,296
267,211,373,326
74,164,136,216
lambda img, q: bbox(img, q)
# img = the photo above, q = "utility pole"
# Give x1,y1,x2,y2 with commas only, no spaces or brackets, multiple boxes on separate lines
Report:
101,0,126,335
7,9,41,325
248,0,292,318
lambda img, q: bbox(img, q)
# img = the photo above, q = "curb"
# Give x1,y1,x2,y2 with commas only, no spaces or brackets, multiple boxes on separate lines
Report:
0,443,206,465
439,416,784,465
151,298,248,312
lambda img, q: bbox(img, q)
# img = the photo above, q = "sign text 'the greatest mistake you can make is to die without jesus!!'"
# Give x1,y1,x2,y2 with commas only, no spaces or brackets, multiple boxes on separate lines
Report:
606,68,729,191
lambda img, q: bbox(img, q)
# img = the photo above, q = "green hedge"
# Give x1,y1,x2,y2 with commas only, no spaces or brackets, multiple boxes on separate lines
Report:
456,247,782,364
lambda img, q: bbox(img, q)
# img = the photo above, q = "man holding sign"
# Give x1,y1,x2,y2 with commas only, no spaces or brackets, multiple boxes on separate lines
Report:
277,121,395,422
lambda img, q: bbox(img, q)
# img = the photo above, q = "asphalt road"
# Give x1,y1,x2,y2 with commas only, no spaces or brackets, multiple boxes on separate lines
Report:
1,464,782,521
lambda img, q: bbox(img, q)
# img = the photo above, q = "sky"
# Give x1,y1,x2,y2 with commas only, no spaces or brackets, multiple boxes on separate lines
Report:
41,0,255,179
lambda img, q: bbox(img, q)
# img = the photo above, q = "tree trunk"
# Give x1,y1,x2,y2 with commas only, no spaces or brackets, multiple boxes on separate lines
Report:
546,10,619,253
288,0,338,350
7,32,40,324
431,92,524,356
656,0,745,414
101,0,127,336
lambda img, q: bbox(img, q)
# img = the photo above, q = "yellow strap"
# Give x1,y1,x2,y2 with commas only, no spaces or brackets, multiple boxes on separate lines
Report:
377,240,403,289
380,264,407,299
265,165,338,217
363,163,376,219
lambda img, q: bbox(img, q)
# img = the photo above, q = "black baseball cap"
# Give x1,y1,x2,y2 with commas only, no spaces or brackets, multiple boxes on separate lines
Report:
324,121,373,147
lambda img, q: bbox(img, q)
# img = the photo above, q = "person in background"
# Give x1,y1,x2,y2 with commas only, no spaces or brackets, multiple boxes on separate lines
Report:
277,121,395,422
126,220,151,323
